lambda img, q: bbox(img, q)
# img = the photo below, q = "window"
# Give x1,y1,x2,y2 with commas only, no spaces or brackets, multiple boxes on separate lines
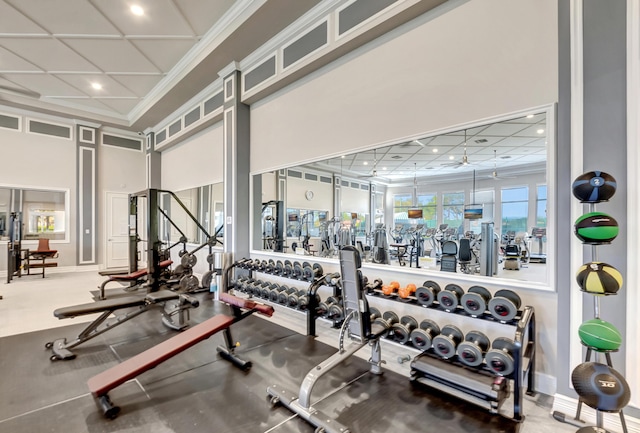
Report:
392,193,413,230
501,186,529,236
0,187,69,242
442,192,464,233
536,184,547,227
393,193,436,230
417,194,437,228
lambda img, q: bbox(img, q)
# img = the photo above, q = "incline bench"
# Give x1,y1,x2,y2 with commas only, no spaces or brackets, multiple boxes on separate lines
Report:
46,289,199,361
98,259,173,300
88,292,273,419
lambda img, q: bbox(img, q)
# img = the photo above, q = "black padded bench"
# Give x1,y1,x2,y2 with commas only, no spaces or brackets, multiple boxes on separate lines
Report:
88,292,274,419
98,259,173,300
47,289,198,361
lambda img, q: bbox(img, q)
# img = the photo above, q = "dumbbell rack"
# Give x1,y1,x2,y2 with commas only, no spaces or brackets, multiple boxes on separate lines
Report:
408,306,535,422
231,258,338,336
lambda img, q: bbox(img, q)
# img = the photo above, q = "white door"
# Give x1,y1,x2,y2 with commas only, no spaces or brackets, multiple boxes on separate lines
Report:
106,192,130,269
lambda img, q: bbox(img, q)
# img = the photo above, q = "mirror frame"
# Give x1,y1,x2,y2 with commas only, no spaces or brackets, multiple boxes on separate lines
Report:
250,104,556,292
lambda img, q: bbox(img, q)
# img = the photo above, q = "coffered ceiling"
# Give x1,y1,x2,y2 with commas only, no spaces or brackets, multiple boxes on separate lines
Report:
0,0,321,130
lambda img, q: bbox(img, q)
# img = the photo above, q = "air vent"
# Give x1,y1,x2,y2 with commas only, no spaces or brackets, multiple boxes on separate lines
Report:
391,155,403,159
475,138,488,143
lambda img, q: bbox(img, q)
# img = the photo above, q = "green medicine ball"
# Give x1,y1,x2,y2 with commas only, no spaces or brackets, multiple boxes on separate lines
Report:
574,212,619,244
576,262,623,295
578,318,622,351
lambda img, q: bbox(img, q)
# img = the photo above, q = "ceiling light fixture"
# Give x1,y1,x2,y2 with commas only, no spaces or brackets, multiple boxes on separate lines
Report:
91,82,102,90
432,148,438,153
131,5,145,16
537,128,545,134
527,114,534,118
363,161,368,165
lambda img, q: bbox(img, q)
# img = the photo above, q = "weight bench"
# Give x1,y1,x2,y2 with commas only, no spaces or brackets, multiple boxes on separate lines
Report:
46,289,199,361
87,292,274,419
98,259,173,300
267,246,389,433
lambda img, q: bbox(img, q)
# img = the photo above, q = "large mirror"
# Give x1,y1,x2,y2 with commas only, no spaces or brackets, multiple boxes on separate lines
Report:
252,107,553,286
160,183,224,247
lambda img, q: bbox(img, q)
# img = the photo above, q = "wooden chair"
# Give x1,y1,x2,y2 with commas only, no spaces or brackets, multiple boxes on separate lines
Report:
26,238,59,278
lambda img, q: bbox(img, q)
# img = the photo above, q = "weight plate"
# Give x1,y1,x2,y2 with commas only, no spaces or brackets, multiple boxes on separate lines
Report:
297,295,309,309
201,270,214,289
466,330,490,351
302,261,311,269
492,337,516,353
494,289,522,308
422,280,441,292
269,288,280,303
179,274,199,292
410,328,435,350
369,307,381,320
433,334,457,359
287,293,300,308
391,323,411,344
461,292,488,316
293,263,303,279
437,290,460,312
261,260,269,270
275,260,284,274
181,253,197,268
457,342,484,367
485,351,515,376
468,285,492,301
488,297,518,322
302,265,314,282
400,315,418,329
284,263,293,276
313,263,324,277
206,254,215,265
382,311,399,324
284,260,292,267
328,304,344,321
178,249,187,257
444,283,464,297
173,264,185,275
415,286,437,307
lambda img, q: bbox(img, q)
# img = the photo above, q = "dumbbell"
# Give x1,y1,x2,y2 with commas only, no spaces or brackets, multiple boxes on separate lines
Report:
261,283,278,299
373,311,399,336
238,278,254,293
261,259,269,271
317,296,341,317
250,280,268,296
302,262,324,282
365,278,383,294
269,284,284,303
437,284,464,312
461,286,492,317
274,260,284,275
283,260,293,277
397,284,417,300
296,293,320,310
484,337,516,376
381,281,400,296
414,281,441,307
277,287,297,305
488,289,521,322
456,330,490,367
265,259,276,273
390,315,418,344
432,325,464,359
410,319,441,350
369,307,381,321
291,261,304,280
287,289,307,308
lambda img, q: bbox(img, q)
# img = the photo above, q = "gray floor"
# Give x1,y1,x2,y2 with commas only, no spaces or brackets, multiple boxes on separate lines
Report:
0,270,574,433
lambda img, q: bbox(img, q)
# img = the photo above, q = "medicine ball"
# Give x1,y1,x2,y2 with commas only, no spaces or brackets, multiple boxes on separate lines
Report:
574,212,619,244
576,262,622,295
578,318,622,351
571,362,630,412
572,171,617,203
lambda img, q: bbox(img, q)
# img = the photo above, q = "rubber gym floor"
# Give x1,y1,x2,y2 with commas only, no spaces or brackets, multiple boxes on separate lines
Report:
0,291,551,433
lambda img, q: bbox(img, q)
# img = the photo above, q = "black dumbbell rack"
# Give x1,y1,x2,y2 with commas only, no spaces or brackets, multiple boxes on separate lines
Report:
409,305,535,421
230,258,339,336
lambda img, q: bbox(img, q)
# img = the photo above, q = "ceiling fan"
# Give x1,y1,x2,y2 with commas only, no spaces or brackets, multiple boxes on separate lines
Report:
442,129,471,168
488,149,516,180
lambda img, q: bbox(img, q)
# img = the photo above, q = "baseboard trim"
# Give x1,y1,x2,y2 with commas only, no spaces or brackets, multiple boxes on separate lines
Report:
552,393,640,432
0,265,99,278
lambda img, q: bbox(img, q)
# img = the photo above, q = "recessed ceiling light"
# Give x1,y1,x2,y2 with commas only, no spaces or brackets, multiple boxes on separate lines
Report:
537,128,545,134
363,161,368,165
131,5,144,16
449,155,455,160
341,155,345,158
382,167,387,170
91,82,102,90
432,148,438,153
527,114,534,118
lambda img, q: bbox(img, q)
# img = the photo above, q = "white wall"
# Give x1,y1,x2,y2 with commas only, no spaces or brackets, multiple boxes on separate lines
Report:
161,121,224,192
250,0,558,172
